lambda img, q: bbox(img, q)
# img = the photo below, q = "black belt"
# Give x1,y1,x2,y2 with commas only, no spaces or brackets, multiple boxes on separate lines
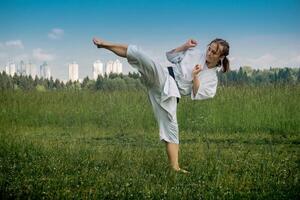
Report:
167,66,179,103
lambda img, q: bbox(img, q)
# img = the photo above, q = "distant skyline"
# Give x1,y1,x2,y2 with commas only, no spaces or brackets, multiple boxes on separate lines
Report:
0,0,300,80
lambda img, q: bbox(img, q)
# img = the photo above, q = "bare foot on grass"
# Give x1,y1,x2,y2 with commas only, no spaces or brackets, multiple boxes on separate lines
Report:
173,167,190,174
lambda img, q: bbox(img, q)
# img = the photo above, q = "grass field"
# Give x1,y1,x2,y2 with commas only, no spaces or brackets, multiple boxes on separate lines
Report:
0,85,299,199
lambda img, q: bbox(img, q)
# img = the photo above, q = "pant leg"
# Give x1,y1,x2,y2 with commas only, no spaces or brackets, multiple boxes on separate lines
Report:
126,45,167,91
148,89,179,144
127,44,180,144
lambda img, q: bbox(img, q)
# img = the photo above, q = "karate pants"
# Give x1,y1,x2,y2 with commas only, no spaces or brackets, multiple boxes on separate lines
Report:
126,45,180,144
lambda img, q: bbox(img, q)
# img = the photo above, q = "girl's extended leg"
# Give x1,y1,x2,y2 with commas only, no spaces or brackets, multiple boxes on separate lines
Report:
93,37,161,89
93,37,128,58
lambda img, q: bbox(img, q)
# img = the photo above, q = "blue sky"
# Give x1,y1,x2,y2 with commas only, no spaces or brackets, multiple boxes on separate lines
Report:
0,0,299,80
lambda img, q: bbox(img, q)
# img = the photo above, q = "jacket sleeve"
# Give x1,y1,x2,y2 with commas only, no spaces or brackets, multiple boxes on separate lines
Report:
191,75,218,100
166,49,187,64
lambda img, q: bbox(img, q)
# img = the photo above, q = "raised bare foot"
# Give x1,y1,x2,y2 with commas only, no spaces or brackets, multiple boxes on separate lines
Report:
93,37,105,48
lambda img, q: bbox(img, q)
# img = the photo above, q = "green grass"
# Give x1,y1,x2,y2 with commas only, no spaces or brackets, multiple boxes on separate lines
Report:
0,85,299,199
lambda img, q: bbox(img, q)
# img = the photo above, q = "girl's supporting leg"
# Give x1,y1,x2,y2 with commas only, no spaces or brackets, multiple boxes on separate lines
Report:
165,142,189,173
166,142,179,170
93,37,128,58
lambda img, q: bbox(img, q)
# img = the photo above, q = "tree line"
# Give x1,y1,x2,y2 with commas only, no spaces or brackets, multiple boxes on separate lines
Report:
0,72,144,91
217,67,300,86
0,67,299,91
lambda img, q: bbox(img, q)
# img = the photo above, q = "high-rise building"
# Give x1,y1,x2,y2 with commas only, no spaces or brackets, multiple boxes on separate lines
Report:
113,59,123,74
25,61,36,78
5,61,16,76
69,61,79,81
106,59,123,74
93,60,104,80
106,60,114,74
18,60,26,75
40,62,51,79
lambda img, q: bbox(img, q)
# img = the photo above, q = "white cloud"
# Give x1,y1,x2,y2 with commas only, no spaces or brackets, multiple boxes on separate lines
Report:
290,55,300,64
230,54,277,69
48,28,64,40
5,40,24,49
247,53,277,67
33,48,55,61
230,53,300,69
227,56,236,62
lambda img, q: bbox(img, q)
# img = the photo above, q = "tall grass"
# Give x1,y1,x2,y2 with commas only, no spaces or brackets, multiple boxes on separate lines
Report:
0,85,299,199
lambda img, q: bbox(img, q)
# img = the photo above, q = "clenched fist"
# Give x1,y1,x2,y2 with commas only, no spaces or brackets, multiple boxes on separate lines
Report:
183,39,198,50
192,64,202,77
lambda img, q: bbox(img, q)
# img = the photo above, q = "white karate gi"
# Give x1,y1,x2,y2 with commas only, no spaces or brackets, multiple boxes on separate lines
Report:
126,45,219,144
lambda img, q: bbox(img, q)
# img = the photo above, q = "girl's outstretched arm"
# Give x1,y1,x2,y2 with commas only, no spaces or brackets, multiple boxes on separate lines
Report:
171,39,198,53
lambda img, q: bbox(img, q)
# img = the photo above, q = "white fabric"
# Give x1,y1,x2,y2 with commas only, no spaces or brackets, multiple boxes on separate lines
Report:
126,45,180,144
126,45,219,144
166,47,219,100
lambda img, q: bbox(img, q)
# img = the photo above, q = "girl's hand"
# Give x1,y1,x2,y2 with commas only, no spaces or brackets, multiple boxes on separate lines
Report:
184,39,198,49
192,64,202,77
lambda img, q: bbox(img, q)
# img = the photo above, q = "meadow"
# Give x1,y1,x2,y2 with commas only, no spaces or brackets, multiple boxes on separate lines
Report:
0,85,299,199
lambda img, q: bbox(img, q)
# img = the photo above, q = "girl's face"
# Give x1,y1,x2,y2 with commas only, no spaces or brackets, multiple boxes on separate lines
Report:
206,42,224,64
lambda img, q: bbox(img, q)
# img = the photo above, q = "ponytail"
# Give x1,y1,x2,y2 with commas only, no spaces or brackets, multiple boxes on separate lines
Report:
222,56,229,73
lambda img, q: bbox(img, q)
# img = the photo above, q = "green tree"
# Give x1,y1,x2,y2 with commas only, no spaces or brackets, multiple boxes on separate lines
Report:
81,76,90,89
95,75,104,90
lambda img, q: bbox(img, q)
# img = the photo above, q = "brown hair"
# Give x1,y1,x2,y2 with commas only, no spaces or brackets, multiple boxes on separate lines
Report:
208,38,230,73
